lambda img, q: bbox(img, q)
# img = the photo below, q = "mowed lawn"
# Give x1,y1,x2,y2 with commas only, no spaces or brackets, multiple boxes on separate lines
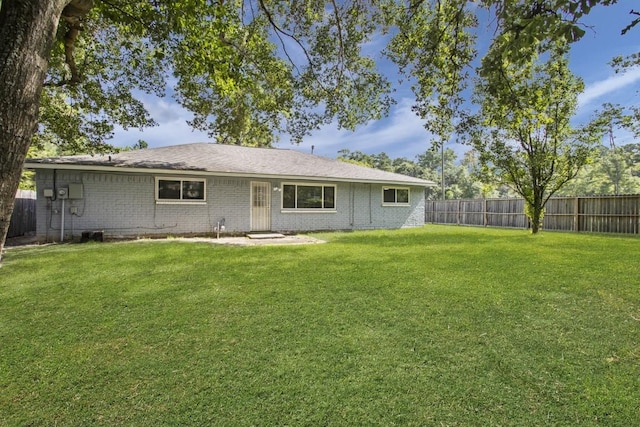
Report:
1,225,639,426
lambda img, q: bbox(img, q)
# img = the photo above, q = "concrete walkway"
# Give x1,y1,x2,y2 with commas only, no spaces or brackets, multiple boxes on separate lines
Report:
5,234,326,248
172,234,326,246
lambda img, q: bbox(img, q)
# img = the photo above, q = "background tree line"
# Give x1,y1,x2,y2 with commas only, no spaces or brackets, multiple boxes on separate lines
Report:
338,143,640,200
24,140,640,199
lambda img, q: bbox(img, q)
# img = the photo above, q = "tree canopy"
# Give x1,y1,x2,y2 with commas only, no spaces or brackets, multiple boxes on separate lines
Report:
25,0,640,152
34,0,402,152
467,43,603,233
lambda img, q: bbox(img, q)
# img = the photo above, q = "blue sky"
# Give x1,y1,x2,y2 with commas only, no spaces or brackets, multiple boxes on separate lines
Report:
113,0,640,161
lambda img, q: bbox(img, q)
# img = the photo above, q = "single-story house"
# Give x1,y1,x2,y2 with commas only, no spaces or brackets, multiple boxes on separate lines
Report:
24,143,435,242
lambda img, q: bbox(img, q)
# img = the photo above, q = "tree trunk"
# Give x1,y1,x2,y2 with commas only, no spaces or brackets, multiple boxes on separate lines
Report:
528,192,545,234
530,206,543,234
0,0,67,263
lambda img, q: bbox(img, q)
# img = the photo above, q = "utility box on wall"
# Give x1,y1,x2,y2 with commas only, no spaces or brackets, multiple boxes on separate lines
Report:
81,231,104,242
68,183,84,199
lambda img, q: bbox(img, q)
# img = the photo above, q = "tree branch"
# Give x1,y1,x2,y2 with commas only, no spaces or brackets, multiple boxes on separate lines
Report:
621,9,640,35
257,0,333,96
330,0,346,78
257,0,314,71
97,0,147,27
59,0,94,85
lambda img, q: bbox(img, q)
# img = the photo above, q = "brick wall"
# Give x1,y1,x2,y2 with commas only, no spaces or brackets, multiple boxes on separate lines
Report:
270,182,425,232
34,170,425,241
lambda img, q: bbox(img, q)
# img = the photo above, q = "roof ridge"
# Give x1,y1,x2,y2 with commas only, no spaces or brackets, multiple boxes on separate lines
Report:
25,143,435,186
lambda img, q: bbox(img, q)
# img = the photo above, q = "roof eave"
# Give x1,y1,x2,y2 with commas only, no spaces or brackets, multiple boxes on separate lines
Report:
24,162,434,187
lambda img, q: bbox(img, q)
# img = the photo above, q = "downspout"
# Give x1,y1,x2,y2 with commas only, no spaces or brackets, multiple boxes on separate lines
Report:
350,183,354,227
369,184,373,224
60,198,65,242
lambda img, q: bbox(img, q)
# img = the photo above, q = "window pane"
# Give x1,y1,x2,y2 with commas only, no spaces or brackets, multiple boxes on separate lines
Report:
397,189,409,203
323,186,335,209
383,188,396,203
297,185,323,208
158,180,181,199
283,185,296,208
183,180,205,200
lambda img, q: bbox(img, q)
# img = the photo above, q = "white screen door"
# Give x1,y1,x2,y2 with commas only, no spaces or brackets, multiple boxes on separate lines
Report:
251,182,271,231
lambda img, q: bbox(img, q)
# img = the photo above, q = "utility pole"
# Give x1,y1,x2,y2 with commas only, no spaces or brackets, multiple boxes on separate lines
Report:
609,123,620,195
441,141,446,200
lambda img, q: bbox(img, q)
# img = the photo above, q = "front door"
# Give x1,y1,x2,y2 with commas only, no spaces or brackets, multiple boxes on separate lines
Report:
251,181,271,231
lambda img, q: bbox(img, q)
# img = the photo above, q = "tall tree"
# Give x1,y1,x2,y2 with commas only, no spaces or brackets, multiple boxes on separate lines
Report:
598,104,633,195
469,43,601,233
1,1,70,262
0,0,395,260
557,145,640,196
417,148,457,199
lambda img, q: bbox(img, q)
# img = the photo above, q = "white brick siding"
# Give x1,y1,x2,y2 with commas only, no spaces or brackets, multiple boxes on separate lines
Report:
34,170,425,242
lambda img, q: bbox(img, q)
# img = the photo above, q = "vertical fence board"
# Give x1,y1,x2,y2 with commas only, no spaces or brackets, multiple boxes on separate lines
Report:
425,195,640,235
8,190,37,238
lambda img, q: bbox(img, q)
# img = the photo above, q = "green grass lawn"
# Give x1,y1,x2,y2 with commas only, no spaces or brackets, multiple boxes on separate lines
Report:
1,225,639,426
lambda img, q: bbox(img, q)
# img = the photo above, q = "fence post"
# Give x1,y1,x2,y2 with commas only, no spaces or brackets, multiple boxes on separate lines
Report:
483,199,488,227
573,197,579,232
428,195,639,235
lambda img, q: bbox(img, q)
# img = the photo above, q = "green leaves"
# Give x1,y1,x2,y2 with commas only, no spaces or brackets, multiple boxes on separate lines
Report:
40,0,400,149
385,0,477,147
170,5,293,146
36,0,635,153
271,0,393,141
470,41,598,232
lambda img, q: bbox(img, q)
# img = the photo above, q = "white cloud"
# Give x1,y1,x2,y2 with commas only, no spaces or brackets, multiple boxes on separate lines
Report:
114,121,210,149
111,93,210,149
283,98,437,159
144,98,185,123
114,94,456,160
578,67,640,109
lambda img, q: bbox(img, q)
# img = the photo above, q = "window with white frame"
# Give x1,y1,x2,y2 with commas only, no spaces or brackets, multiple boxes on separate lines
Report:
282,183,336,210
382,187,410,205
156,177,206,202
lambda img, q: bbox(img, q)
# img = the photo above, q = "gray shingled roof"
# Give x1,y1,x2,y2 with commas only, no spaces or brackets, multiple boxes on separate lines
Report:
25,143,434,186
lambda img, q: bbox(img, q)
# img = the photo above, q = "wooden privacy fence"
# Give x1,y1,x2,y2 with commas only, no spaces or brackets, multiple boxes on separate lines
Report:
8,190,36,238
425,195,640,234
